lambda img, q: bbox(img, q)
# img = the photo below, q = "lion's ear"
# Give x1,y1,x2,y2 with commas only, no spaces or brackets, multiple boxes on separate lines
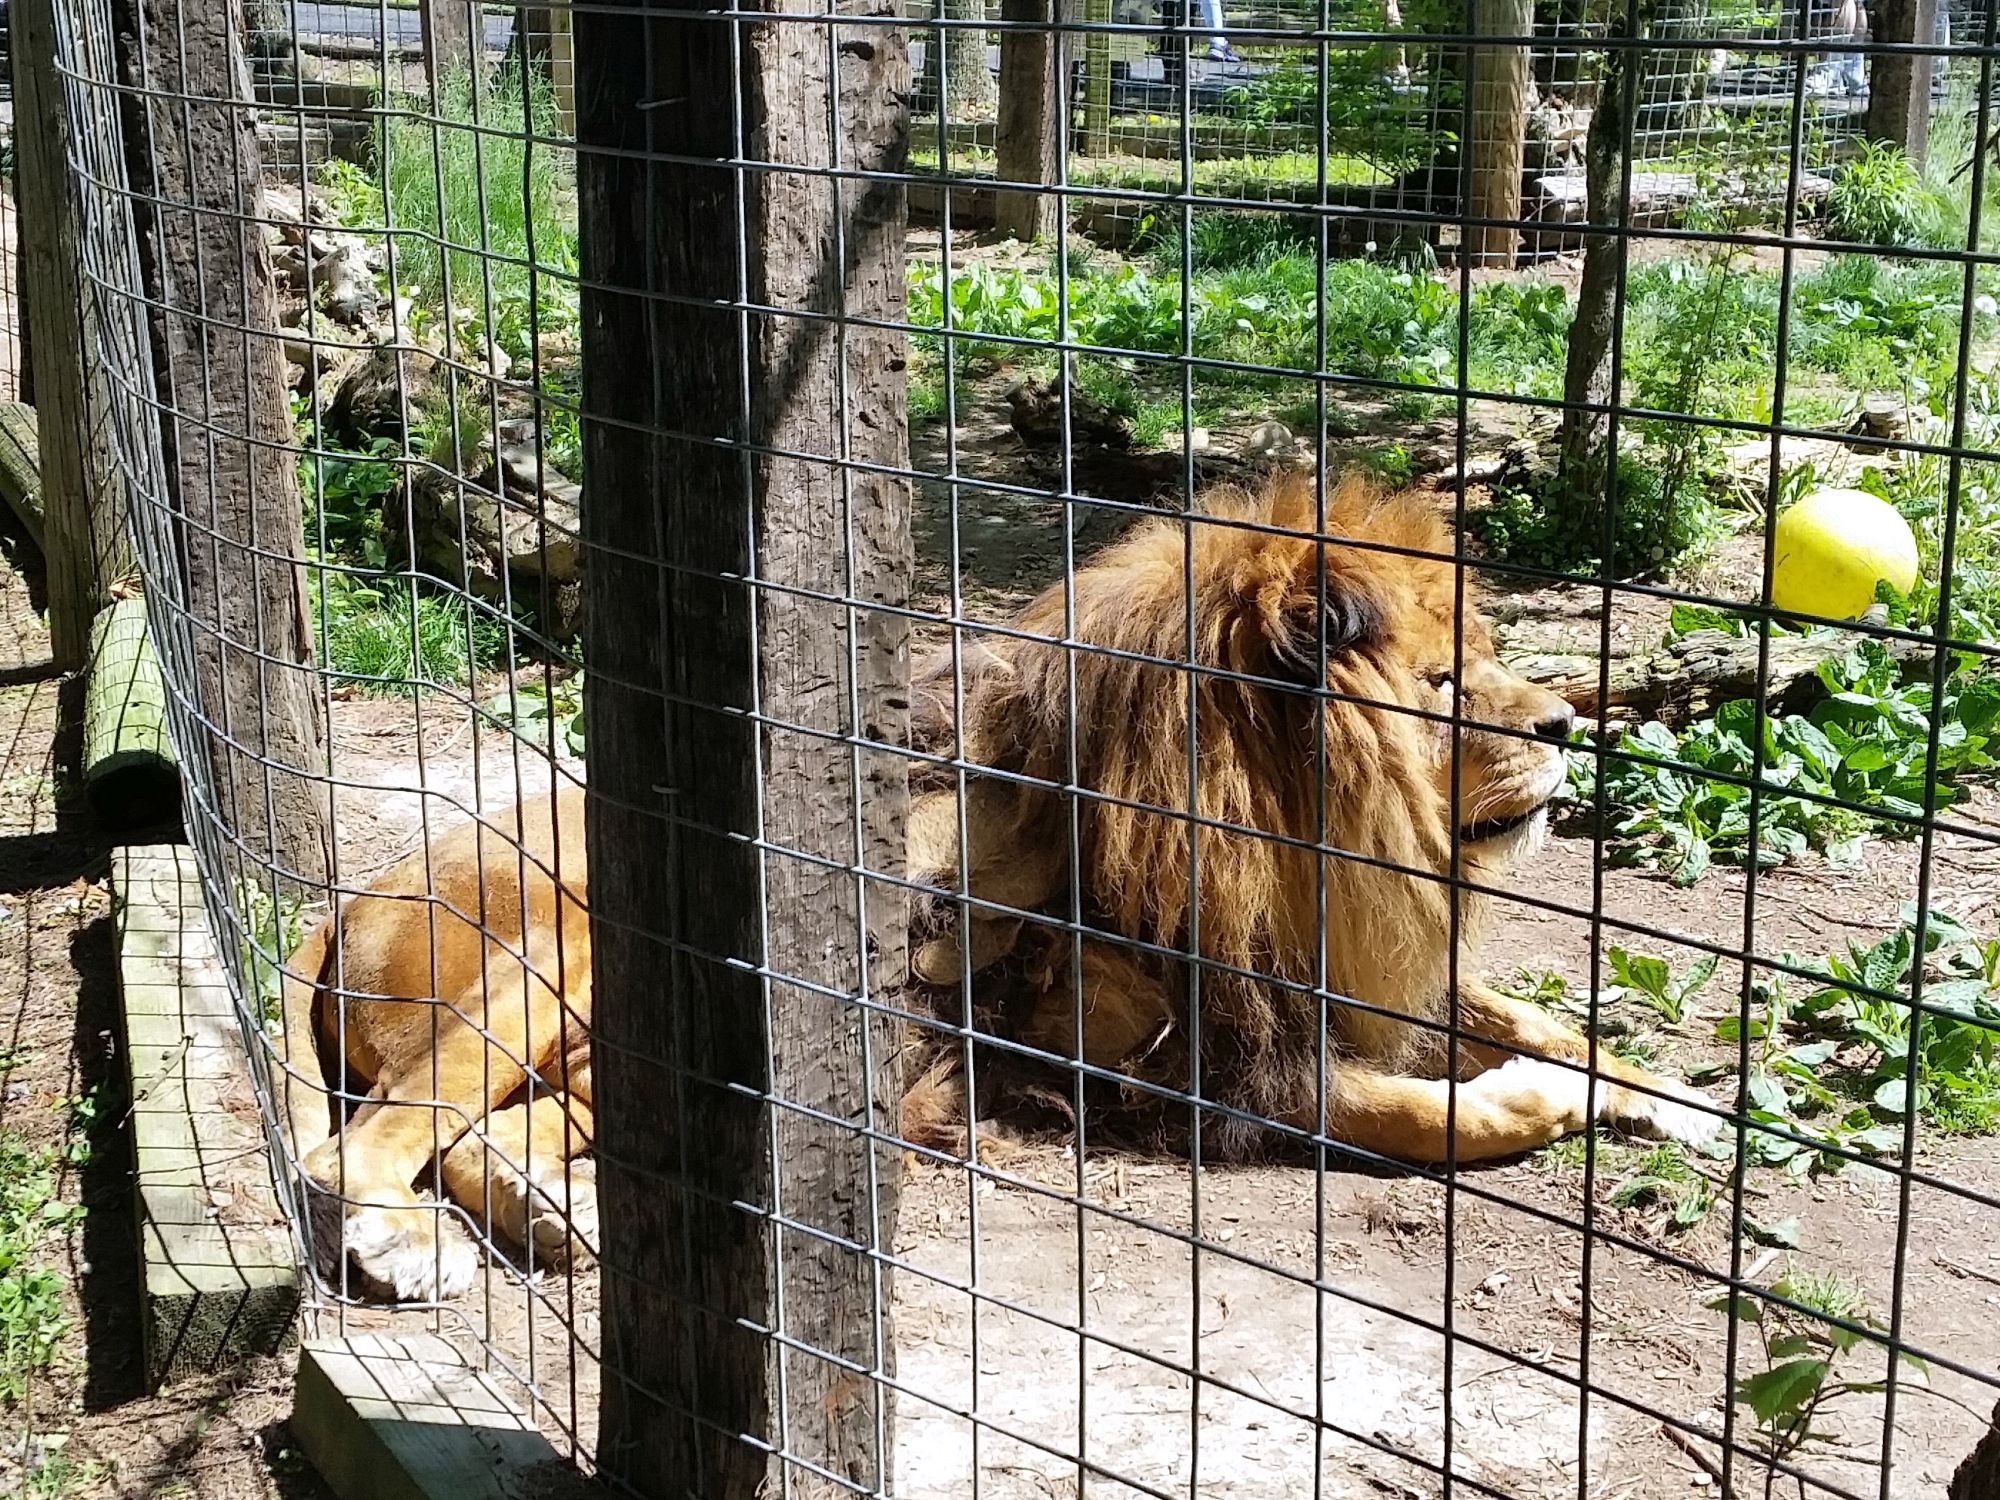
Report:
1264,578,1384,685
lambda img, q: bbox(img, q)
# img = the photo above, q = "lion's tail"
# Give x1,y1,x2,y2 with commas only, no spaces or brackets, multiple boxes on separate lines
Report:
274,910,336,1168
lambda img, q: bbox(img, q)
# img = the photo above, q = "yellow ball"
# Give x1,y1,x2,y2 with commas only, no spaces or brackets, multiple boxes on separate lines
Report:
1770,487,1920,621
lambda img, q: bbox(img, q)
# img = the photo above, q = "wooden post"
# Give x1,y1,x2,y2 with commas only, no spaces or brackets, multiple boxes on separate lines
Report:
577,0,912,1492
1083,0,1112,155
1465,0,1532,268
996,0,1063,239
421,0,485,88
1865,0,1936,168
13,0,136,669
119,0,332,893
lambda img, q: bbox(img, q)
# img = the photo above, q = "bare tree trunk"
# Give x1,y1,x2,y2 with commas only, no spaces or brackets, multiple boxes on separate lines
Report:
420,0,484,88
119,0,331,891
928,0,998,117
996,0,1064,238
1865,0,1937,167
1466,0,1532,267
578,0,913,1492
1557,41,1630,499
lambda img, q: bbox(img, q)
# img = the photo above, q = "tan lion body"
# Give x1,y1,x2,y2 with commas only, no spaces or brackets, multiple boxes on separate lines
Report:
289,474,1713,1300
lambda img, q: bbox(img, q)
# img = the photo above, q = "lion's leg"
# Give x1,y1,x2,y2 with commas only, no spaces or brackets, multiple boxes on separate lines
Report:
1449,980,1719,1147
438,1070,596,1271
303,976,568,1300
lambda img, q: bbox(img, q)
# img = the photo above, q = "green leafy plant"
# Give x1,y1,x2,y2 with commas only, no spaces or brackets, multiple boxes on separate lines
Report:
1607,946,1717,1026
382,66,575,339
314,572,505,693
302,437,400,570
1606,1143,1713,1231
1713,905,2000,1171
1825,140,1945,248
481,671,587,757
234,880,310,1033
1577,641,2000,884
0,1139,79,1405
1708,1272,1923,1480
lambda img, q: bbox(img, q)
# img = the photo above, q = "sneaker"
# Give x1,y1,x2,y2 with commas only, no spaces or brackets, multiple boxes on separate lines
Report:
1207,42,1244,62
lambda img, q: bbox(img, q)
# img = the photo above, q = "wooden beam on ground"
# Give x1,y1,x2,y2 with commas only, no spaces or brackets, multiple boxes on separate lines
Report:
84,597,181,829
0,402,46,548
12,0,136,668
995,0,1063,240
114,845,298,1391
291,1334,595,1500
1466,0,1531,268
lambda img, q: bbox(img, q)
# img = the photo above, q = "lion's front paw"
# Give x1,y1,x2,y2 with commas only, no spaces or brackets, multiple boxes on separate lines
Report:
1605,1076,1722,1149
518,1158,598,1271
343,1203,480,1301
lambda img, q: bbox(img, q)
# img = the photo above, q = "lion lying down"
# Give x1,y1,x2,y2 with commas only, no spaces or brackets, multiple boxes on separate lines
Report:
282,472,1717,1300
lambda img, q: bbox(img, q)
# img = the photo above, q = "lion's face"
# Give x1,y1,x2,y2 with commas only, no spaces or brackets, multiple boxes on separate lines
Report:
1395,578,1576,863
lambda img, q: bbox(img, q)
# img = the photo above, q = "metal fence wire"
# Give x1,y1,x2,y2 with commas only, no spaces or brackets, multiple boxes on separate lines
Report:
33,0,2000,1494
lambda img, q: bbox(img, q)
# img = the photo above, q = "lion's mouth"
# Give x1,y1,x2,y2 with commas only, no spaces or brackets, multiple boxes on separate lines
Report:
1459,807,1542,844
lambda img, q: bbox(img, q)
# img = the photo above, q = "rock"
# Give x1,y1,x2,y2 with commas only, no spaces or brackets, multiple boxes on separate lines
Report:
392,417,584,639
1005,371,1134,451
323,343,444,446
311,239,382,325
1244,420,1296,461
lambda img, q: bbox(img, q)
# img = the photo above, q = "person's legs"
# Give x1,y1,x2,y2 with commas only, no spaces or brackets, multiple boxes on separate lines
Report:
1199,0,1240,61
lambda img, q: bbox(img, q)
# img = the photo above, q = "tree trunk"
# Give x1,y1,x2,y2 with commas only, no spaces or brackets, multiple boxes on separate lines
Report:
119,0,331,892
1466,0,1532,268
1865,0,1936,168
996,0,1064,239
13,0,136,669
577,0,913,1492
420,0,484,89
1557,41,1631,498
928,0,997,118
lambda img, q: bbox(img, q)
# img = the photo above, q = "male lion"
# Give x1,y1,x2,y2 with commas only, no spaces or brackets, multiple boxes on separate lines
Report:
899,471,1717,1163
282,472,1713,1301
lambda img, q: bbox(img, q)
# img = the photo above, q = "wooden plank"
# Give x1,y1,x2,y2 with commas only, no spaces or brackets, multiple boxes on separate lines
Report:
292,1335,593,1500
114,845,299,1390
0,402,45,548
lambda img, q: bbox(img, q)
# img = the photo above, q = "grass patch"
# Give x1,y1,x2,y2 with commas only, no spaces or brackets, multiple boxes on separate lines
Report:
382,66,576,355
0,1138,83,1405
314,572,505,693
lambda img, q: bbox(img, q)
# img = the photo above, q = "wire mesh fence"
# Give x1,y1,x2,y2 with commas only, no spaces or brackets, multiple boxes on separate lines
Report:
23,0,2000,1494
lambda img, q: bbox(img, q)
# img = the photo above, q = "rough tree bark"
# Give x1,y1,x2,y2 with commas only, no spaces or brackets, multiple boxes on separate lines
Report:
1556,39,1631,497
119,0,331,890
577,0,913,1492
1466,0,1532,268
1865,0,1937,169
996,0,1063,239
14,0,136,669
928,0,998,118
420,0,485,89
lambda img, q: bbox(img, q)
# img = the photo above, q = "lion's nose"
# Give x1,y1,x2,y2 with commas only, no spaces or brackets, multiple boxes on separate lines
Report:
1534,702,1576,742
